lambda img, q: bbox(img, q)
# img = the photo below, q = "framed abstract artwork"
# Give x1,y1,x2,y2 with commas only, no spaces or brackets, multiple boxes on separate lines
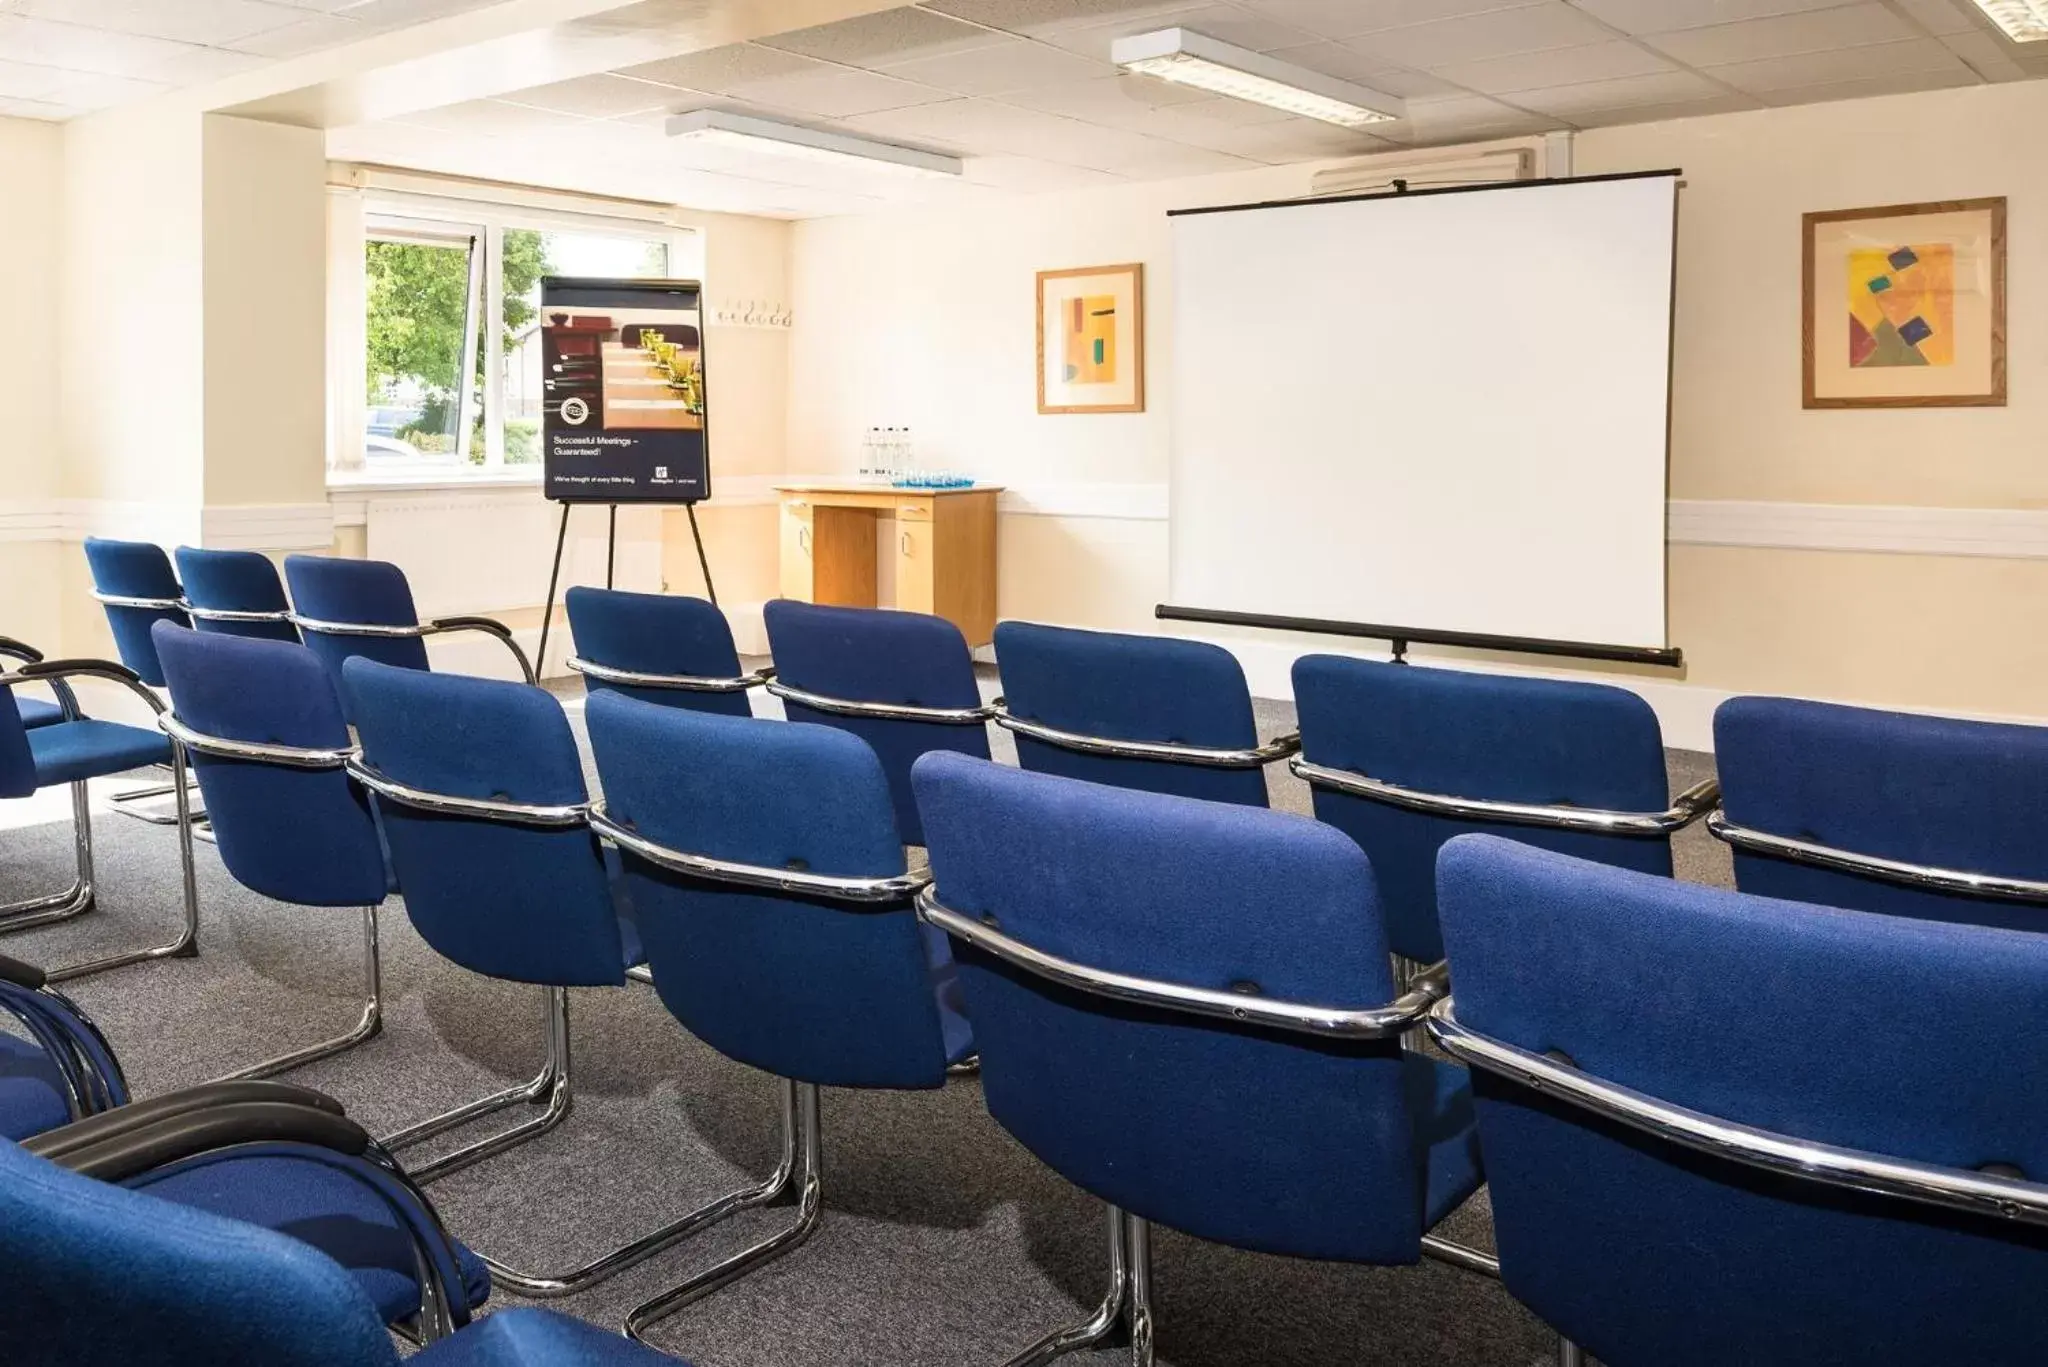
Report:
1037,263,1145,414
1803,197,2006,408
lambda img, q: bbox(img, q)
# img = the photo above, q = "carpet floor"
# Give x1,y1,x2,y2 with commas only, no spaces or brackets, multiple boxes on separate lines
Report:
1,678,1724,1366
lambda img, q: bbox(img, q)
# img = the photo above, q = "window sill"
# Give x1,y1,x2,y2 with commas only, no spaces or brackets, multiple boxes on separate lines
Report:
327,466,543,496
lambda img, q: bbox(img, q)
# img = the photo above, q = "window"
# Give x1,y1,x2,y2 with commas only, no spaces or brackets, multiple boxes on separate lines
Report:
358,201,694,473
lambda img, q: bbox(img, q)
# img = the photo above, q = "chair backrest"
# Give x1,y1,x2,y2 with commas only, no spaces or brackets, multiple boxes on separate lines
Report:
1292,655,1675,963
1715,696,2048,930
1436,834,2048,1366
342,659,627,987
913,751,1440,1263
151,624,387,908
564,586,752,716
175,547,298,643
585,691,951,1089
82,538,189,686
0,1137,401,1367
0,671,40,799
283,555,431,682
762,599,989,846
993,620,1269,808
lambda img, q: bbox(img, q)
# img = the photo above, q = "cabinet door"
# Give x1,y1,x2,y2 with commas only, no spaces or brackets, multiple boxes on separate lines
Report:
779,500,814,602
895,517,935,615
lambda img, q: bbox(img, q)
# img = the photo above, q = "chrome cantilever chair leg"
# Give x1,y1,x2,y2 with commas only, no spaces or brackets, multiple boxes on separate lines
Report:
624,1081,822,1344
108,768,205,826
215,905,383,1082
1002,1205,1133,1367
1557,1339,1586,1366
0,781,95,926
42,745,202,983
395,985,573,1186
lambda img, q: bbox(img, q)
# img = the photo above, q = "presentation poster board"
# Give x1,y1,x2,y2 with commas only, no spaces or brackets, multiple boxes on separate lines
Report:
540,276,710,503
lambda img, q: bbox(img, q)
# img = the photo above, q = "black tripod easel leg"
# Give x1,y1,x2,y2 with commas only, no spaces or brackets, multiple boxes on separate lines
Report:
535,501,572,682
606,504,618,590
686,501,717,607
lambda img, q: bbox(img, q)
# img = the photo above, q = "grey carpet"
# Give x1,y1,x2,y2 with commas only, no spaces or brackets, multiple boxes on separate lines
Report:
0,676,1726,1366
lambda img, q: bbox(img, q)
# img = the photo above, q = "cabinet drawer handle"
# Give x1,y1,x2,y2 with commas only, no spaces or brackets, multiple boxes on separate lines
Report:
899,506,923,516
901,532,913,557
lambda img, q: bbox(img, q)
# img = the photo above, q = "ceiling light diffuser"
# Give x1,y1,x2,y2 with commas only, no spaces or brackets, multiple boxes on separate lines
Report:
1970,0,2048,40
1111,28,1404,128
664,110,962,178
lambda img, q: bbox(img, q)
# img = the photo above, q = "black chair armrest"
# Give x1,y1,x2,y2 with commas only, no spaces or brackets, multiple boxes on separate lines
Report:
26,1087,368,1183
0,635,45,665
428,615,511,637
16,658,146,687
25,1081,350,1170
0,951,46,989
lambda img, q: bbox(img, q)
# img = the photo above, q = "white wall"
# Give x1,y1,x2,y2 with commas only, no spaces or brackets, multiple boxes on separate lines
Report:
787,81,2048,747
0,117,64,649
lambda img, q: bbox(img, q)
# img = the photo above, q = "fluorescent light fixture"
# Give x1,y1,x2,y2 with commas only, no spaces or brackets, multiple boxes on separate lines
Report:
1112,28,1403,127
1971,0,2048,40
664,110,962,178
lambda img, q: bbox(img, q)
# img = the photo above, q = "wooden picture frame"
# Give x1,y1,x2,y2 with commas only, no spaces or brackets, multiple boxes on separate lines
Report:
1037,263,1145,414
1802,197,2006,408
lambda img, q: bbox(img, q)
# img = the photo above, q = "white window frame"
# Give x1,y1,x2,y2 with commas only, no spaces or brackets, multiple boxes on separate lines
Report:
339,188,702,486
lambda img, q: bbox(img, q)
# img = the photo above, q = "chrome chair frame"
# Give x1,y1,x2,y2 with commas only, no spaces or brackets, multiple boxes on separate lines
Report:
916,888,1494,1367
1706,811,2048,904
290,614,538,685
85,590,204,827
1427,994,2048,1365
568,656,775,696
0,661,200,984
156,713,384,1081
0,977,126,1122
588,798,938,1346
185,604,296,630
345,765,796,1298
1290,759,1722,837
765,679,995,726
992,698,1299,769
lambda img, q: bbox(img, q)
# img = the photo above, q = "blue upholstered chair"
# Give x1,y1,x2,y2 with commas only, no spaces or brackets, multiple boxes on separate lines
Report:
1,637,70,732
343,657,779,1299
176,546,299,643
584,691,974,1345
0,1082,539,1360
762,599,990,846
151,623,385,1078
912,752,1487,1365
82,538,189,687
80,539,197,825
1712,696,2048,930
1291,656,1715,966
992,621,1296,808
1433,834,2048,1367
0,651,200,981
282,555,534,713
0,950,126,1141
565,586,769,716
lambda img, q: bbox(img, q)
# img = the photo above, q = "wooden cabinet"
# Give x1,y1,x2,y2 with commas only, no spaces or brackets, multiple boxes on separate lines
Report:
773,483,1001,646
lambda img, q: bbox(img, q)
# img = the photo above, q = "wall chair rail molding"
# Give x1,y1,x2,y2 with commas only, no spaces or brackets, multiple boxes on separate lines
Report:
1668,500,2048,561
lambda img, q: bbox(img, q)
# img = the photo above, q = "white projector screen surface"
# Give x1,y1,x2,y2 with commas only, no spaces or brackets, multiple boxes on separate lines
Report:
1168,174,1677,651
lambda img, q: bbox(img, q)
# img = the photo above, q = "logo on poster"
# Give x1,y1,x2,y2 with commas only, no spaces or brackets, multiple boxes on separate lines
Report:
561,397,590,426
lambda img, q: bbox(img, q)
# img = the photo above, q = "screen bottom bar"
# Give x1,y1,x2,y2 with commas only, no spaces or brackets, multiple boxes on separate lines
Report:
1154,604,1684,669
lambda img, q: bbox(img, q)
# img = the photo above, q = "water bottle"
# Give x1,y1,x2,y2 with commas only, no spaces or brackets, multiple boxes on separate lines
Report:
900,427,916,485
859,426,879,484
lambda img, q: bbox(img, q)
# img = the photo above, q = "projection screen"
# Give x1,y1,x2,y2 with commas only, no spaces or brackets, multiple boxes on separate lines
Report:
1166,171,1679,657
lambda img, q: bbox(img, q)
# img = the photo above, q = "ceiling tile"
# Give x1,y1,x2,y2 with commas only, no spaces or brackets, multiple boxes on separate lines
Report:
400,99,595,137
845,95,1203,173
996,72,1216,127
34,67,170,110
1567,0,1861,34
1754,62,1980,102
0,94,76,119
1942,30,2029,79
1565,91,1764,123
1344,3,1617,68
1889,0,1985,34
223,12,361,56
920,0,1202,37
877,36,1113,94
722,66,953,118
1236,0,1544,40
0,55,62,100
965,154,1130,190
1645,4,1919,67
1394,91,1564,138
1035,3,1321,60
1259,40,1459,93
1512,67,1730,113
141,44,272,84
613,43,826,95
1158,115,1396,161
13,0,307,46
757,7,1008,65
1430,39,1675,93
1708,35,1972,88
497,72,679,118
0,14,198,75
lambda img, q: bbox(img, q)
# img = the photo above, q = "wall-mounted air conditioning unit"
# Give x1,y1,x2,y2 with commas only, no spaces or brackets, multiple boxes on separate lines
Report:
1309,135,1561,198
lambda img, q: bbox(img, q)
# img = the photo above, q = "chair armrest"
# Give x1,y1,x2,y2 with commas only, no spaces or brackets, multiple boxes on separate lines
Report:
16,658,144,688
0,951,46,989
424,616,536,684
0,635,45,665
24,1084,365,1183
